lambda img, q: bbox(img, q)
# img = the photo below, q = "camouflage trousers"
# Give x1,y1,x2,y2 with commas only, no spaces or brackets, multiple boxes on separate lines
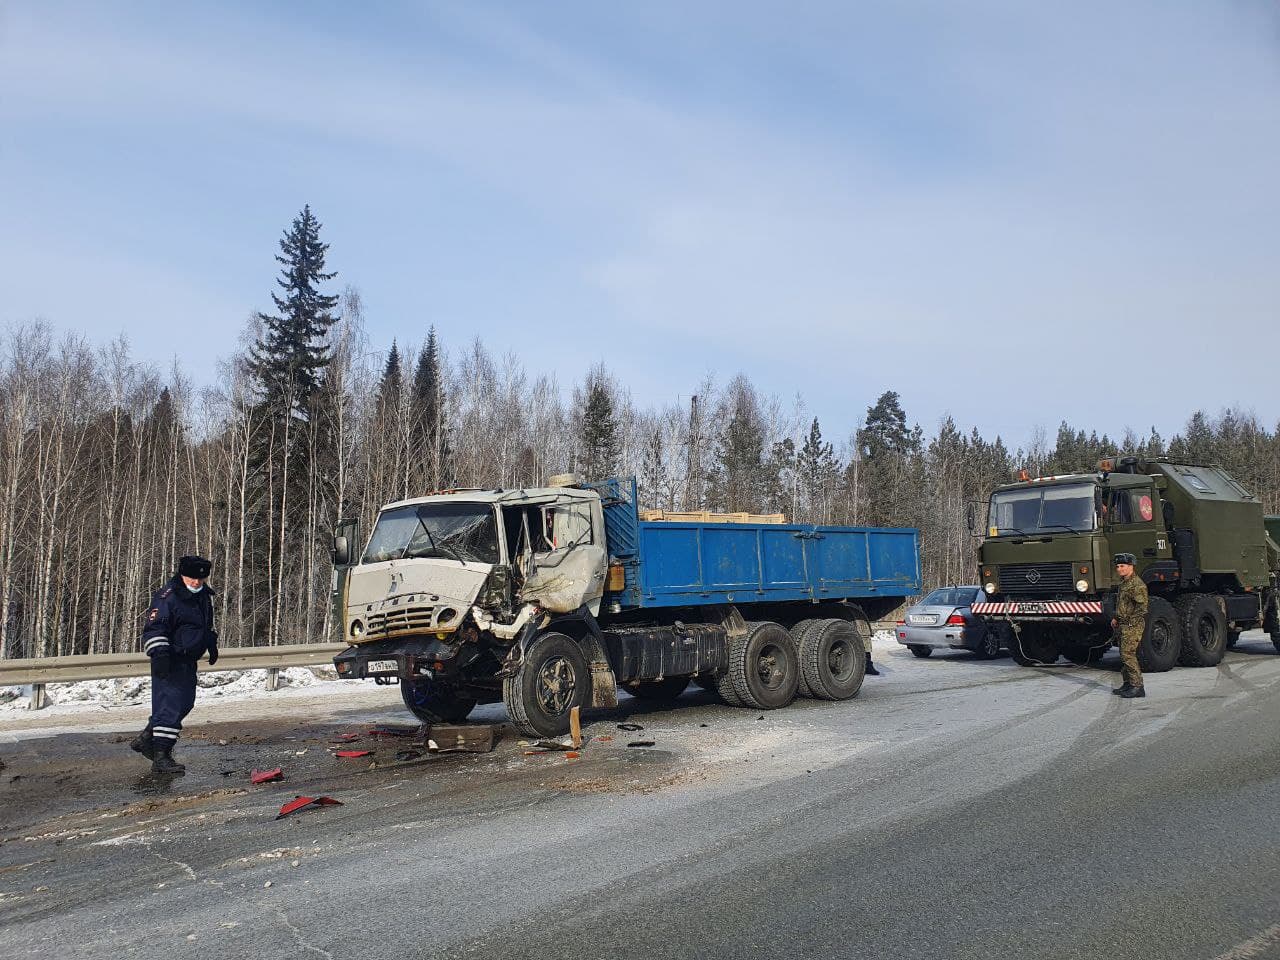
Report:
1118,625,1144,689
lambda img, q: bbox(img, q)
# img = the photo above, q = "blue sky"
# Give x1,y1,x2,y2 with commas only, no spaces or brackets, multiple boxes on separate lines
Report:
2,1,1278,448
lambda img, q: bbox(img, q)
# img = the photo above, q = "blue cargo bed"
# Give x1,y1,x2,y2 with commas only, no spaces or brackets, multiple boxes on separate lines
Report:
591,479,921,611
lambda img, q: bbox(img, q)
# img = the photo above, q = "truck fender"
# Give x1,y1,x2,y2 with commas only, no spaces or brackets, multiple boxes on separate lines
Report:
496,606,619,709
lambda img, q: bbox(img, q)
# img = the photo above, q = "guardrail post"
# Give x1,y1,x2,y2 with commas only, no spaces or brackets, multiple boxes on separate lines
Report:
266,667,280,692
28,683,48,710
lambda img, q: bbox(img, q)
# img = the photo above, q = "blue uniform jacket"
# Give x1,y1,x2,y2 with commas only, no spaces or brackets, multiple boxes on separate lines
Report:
142,577,218,660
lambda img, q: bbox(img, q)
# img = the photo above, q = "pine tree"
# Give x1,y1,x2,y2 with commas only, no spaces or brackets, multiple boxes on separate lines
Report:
248,205,339,416
411,328,450,489
579,367,620,480
797,417,837,522
377,341,403,416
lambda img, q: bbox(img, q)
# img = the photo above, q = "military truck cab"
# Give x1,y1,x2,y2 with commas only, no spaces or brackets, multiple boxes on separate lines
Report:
973,457,1280,671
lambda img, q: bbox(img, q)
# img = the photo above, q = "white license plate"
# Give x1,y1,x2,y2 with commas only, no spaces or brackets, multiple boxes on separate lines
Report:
907,615,938,625
1016,602,1048,614
366,659,398,675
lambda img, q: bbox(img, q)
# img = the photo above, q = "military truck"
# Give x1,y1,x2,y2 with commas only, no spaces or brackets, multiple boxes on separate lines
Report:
970,457,1280,670
330,476,921,736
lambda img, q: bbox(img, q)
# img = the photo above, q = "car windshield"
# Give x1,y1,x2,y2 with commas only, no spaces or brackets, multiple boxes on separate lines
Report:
921,588,978,607
988,483,1096,535
362,502,499,564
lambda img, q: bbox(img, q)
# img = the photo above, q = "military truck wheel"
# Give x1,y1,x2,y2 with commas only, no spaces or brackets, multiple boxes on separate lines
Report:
727,621,799,710
1007,624,1061,666
502,631,591,738
1176,594,1226,667
621,677,690,701
799,619,866,700
400,677,477,724
789,619,823,697
1138,597,1181,673
909,645,933,658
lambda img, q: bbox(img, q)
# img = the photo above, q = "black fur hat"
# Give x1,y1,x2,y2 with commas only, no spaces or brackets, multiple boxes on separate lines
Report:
178,555,212,580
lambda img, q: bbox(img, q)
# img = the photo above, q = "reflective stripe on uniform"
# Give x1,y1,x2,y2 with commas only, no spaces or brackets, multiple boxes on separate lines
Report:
144,637,170,652
152,730,179,740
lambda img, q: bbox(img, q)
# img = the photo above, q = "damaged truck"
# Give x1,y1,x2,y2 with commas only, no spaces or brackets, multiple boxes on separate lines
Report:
331,476,921,736
971,457,1280,670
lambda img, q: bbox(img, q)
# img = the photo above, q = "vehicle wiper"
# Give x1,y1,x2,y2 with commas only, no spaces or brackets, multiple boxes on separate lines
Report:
1035,524,1088,534
405,513,466,566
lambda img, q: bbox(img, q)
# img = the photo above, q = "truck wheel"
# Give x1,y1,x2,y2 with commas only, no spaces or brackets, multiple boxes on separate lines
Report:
789,619,823,697
909,645,933,658
1007,624,1061,666
622,677,690,701
1138,597,1181,672
502,631,591,738
800,619,866,700
1175,594,1226,667
400,677,477,724
727,621,799,710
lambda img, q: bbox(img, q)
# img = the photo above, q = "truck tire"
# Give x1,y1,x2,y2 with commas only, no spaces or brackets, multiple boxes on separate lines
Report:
502,631,591,738
1175,594,1227,667
789,619,823,697
621,677,690,701
799,618,866,701
1007,623,1061,666
400,677,477,724
727,621,799,710
1138,597,1181,673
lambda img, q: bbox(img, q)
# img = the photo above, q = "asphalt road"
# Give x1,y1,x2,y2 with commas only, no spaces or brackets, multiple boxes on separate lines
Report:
3,634,1279,960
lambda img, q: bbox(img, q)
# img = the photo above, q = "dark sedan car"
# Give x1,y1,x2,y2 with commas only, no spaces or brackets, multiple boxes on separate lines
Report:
895,586,1006,659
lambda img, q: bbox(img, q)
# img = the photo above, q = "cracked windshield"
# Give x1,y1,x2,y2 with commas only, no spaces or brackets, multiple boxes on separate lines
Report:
362,502,499,564
988,483,1096,536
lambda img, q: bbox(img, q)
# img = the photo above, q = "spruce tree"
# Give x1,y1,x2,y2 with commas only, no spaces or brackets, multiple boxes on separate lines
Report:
248,205,339,417
580,371,620,480
411,327,450,489
377,341,403,416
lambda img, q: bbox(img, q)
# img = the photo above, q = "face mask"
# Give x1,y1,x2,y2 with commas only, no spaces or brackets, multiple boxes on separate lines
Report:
187,583,204,594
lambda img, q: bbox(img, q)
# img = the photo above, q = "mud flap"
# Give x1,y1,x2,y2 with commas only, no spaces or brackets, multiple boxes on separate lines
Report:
591,660,619,708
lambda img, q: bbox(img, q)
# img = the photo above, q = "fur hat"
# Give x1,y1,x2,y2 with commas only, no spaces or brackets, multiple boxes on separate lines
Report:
178,555,212,579
1113,553,1136,567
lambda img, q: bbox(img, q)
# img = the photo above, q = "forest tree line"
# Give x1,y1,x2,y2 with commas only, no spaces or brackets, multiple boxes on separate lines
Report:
2,207,1278,659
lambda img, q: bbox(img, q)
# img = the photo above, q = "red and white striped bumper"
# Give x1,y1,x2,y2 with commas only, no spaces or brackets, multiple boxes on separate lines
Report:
972,601,1103,615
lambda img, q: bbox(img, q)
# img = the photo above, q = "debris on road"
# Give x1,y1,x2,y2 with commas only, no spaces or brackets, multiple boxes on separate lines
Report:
367,726,417,738
330,733,361,743
333,750,372,758
617,723,644,732
275,796,342,820
565,751,580,760
250,768,283,785
394,749,423,762
570,706,582,749
626,741,656,748
427,725,496,754
530,738,574,751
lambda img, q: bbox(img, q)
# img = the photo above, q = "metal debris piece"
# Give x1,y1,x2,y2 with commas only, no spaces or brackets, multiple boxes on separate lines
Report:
617,723,644,732
334,750,372,758
275,796,342,820
427,724,496,754
367,726,416,738
531,738,574,751
626,741,656,748
250,768,283,785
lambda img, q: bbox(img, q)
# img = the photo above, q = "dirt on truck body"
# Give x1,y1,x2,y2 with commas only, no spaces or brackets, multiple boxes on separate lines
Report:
972,456,1280,671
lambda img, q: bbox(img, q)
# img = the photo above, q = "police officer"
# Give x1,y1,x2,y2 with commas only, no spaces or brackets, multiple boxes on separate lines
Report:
1110,553,1148,698
130,556,219,774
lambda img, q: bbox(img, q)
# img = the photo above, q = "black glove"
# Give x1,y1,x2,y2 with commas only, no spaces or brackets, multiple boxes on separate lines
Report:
207,644,219,667
152,649,172,679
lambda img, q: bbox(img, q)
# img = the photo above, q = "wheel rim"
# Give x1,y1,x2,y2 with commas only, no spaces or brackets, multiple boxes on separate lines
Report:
535,656,576,714
1196,614,1220,651
756,641,787,690
1150,620,1172,656
984,634,1000,656
827,638,856,681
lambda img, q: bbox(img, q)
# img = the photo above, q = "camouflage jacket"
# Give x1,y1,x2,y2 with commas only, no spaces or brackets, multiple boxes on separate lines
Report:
1115,575,1149,631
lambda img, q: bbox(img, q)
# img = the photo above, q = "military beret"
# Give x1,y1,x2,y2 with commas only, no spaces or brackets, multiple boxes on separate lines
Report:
178,555,212,579
1113,553,1136,566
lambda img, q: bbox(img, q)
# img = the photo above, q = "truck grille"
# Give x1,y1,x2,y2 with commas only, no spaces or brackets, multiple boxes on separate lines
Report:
998,562,1075,597
367,604,446,639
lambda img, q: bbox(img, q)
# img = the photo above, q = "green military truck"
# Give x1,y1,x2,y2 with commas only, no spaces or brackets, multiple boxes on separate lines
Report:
970,457,1280,670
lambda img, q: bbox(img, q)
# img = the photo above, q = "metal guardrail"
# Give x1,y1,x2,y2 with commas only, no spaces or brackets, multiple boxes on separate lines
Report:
0,643,346,710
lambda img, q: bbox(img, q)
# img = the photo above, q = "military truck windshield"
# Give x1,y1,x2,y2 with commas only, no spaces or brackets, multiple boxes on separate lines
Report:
362,503,499,564
988,483,1096,536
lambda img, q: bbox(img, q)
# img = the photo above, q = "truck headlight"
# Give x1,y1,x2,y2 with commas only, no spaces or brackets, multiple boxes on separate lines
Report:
351,619,365,638
1075,579,1089,593
984,582,996,594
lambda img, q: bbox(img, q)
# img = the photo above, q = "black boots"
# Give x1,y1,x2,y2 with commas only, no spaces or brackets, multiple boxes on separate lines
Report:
865,653,881,677
130,727,155,760
1119,686,1146,699
151,742,185,775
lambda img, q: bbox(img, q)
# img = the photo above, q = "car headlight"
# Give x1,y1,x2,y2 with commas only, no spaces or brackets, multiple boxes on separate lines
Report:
984,582,996,594
350,619,365,638
1075,579,1089,593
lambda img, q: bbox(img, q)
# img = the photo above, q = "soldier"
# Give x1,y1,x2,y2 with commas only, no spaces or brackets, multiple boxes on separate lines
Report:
1110,552,1148,698
864,634,880,676
130,556,219,774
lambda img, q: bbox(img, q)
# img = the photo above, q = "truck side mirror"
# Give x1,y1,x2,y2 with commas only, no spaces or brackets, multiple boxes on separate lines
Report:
965,503,977,535
332,535,351,567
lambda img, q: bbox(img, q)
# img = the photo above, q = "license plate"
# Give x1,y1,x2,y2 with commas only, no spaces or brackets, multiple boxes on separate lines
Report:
907,614,938,625
366,659,398,675
1016,602,1048,614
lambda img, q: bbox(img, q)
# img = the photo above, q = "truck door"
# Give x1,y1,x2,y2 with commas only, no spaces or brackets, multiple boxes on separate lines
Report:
1105,485,1161,580
520,499,608,614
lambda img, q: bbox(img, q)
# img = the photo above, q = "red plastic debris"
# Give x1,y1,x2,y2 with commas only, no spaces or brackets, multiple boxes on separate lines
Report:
250,768,283,784
565,752,580,760
276,795,342,820
331,733,361,743
334,750,372,758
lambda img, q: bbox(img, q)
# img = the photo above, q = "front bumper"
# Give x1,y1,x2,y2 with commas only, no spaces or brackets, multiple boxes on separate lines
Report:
333,636,458,681
972,601,1102,616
